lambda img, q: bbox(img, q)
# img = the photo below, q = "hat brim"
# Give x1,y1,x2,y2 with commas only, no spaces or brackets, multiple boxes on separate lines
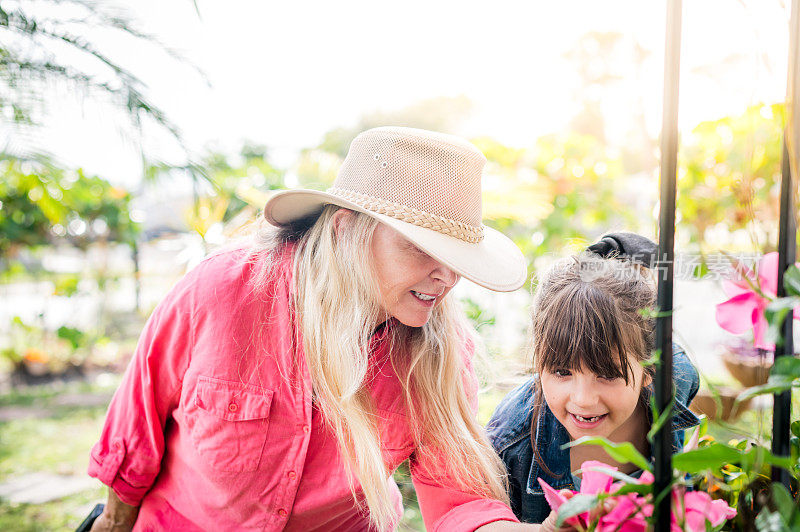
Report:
264,189,527,292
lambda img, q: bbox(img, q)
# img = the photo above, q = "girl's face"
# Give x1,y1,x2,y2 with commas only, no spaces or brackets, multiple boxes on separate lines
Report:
370,222,460,327
539,355,649,441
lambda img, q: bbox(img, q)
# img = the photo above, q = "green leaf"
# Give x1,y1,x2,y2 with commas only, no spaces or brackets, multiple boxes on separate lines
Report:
791,420,800,438
771,356,800,379
648,398,676,443
580,465,642,486
555,493,598,527
736,376,797,403
765,297,800,346
673,442,794,473
565,437,651,472
783,265,800,297
613,483,652,497
771,483,795,519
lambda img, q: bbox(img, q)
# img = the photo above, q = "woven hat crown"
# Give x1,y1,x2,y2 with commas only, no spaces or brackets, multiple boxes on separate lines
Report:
328,127,486,243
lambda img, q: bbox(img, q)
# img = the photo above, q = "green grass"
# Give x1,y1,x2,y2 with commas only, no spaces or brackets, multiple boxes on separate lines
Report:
0,377,118,531
0,487,106,532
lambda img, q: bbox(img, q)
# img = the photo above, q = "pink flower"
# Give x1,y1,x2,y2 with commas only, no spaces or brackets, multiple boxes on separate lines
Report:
678,491,738,530
538,461,625,529
538,478,584,528
539,461,736,531
715,252,800,350
597,494,650,532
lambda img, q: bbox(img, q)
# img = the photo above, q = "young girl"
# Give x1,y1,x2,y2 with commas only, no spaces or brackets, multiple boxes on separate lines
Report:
487,243,700,526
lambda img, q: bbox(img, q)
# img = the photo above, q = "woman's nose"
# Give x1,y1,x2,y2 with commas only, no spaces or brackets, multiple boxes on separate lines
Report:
431,263,460,288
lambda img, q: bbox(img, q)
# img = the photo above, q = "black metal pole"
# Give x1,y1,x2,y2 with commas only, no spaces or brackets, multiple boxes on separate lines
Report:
654,1,682,530
772,0,799,490
772,140,795,488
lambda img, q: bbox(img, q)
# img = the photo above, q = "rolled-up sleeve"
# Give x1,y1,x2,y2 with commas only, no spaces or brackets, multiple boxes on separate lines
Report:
411,465,519,531
410,336,519,531
88,275,194,506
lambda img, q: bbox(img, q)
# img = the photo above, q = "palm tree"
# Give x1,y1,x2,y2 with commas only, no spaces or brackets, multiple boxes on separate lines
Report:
0,0,197,152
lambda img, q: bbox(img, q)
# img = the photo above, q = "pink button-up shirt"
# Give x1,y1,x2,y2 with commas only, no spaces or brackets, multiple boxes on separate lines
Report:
89,246,517,531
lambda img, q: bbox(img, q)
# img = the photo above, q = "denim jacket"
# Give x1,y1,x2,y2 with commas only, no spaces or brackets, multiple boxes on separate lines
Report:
486,345,700,524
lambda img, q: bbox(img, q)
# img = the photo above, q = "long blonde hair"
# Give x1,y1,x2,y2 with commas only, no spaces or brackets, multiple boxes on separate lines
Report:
249,205,508,530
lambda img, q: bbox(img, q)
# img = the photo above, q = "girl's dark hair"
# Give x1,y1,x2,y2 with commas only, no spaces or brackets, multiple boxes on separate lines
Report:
528,252,656,477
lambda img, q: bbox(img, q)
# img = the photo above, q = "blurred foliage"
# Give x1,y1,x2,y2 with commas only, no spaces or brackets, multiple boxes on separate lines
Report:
149,144,287,246
0,155,139,263
476,133,640,281
287,101,787,287
678,103,785,254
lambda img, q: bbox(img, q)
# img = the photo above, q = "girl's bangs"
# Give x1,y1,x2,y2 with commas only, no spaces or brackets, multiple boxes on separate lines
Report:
535,284,632,383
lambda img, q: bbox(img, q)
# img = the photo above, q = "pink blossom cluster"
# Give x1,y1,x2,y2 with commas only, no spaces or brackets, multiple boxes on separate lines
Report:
715,252,800,350
539,460,737,532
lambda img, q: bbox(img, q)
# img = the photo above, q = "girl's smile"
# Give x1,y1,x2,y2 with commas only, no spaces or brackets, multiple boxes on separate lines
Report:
540,360,649,441
568,412,608,429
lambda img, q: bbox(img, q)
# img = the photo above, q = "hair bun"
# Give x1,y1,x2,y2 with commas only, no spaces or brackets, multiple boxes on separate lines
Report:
587,232,657,268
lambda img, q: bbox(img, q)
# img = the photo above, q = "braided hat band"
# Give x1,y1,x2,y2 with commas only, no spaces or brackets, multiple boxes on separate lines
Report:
327,187,485,244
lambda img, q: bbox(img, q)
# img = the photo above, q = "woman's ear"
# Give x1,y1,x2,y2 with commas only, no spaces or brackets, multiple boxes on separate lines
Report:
331,208,354,239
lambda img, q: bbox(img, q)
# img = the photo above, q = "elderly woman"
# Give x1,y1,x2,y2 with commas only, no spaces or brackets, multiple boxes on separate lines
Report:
88,127,540,531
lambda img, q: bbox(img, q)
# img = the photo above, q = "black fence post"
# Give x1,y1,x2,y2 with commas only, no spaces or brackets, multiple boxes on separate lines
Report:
654,1,682,531
773,140,795,488
772,0,799,488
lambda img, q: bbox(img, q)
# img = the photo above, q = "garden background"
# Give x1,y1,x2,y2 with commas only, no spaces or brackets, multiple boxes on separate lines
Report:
0,1,797,530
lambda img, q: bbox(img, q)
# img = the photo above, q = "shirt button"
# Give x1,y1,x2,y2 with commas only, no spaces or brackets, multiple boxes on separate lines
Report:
302,425,310,433
277,509,288,518
288,471,296,479
228,403,238,412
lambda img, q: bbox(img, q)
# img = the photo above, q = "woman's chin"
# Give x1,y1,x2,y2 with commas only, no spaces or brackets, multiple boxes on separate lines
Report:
391,310,433,328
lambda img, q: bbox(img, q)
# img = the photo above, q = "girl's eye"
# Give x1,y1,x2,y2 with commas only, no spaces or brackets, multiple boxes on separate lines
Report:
554,369,572,378
598,375,620,382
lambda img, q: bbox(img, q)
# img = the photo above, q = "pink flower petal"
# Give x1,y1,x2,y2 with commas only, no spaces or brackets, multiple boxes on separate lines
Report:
682,491,737,529
580,460,616,495
538,478,569,512
710,498,738,521
715,292,761,334
599,495,650,532
757,252,779,297
538,479,584,528
722,278,752,298
638,471,655,485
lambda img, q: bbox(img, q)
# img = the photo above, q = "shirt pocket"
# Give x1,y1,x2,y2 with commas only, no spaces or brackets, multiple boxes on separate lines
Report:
188,375,274,473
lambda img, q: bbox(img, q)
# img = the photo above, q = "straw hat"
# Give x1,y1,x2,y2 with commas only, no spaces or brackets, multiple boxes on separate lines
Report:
263,126,527,292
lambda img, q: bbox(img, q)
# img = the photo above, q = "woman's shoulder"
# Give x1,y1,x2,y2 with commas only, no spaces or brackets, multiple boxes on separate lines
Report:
485,376,537,453
166,245,290,313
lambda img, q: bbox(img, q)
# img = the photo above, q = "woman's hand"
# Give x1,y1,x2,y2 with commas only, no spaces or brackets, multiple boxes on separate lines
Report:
89,490,139,532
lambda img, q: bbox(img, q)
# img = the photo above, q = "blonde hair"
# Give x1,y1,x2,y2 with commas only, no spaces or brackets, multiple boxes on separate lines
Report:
249,205,508,530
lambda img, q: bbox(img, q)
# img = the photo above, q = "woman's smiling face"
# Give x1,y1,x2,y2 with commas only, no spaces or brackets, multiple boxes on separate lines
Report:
539,355,648,441
369,222,460,327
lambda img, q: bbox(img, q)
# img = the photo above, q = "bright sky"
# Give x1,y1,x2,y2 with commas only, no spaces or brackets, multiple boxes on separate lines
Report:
29,0,792,187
